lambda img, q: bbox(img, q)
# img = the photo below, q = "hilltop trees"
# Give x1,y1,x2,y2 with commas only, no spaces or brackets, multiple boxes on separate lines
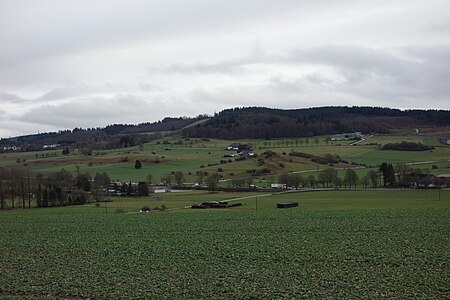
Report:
183,106,450,139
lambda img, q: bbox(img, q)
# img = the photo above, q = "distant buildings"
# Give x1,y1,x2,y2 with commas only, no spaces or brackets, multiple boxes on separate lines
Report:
330,132,363,141
225,143,254,158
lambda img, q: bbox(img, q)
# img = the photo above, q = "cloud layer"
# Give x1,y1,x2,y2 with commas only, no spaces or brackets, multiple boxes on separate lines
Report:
1,0,449,138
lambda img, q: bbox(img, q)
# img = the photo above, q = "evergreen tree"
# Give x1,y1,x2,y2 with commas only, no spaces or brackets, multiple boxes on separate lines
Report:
135,159,142,169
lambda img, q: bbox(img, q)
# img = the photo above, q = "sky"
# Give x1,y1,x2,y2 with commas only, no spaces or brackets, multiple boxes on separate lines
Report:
1,0,449,138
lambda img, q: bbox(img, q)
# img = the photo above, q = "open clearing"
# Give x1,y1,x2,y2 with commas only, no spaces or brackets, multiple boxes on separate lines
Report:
1,190,449,299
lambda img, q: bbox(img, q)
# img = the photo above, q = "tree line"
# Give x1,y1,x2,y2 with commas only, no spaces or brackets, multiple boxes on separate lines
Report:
275,163,439,190
0,167,112,209
183,106,450,139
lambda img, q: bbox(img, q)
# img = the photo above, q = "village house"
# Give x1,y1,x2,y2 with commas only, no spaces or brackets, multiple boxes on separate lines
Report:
330,132,363,141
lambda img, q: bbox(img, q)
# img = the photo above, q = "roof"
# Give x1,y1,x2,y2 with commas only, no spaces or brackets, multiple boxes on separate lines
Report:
437,174,450,178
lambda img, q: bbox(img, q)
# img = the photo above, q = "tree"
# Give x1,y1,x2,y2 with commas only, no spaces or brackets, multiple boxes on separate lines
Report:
0,169,6,209
231,177,245,188
362,175,370,190
174,171,184,186
279,173,290,188
126,181,134,196
386,164,396,186
206,173,220,191
394,164,412,186
379,163,389,187
368,170,379,188
161,174,173,186
288,173,304,189
135,159,142,169
196,172,204,186
93,172,111,189
62,147,70,155
314,137,319,146
137,182,149,196
319,168,337,188
344,169,358,189
307,175,316,188
75,173,92,192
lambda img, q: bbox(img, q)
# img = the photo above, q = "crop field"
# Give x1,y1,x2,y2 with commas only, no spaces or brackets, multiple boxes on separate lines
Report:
0,190,449,299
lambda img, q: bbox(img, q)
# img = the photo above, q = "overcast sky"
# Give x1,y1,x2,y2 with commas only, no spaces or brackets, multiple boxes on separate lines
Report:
1,0,449,138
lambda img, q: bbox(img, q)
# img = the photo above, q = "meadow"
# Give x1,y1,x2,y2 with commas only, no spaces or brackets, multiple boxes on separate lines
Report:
0,190,449,299
2,134,449,185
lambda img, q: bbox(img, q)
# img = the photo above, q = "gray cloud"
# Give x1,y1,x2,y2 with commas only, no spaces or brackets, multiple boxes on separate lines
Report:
0,0,449,138
0,91,27,103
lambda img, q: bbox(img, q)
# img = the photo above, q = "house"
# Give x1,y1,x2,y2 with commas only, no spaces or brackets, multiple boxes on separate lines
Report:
410,173,438,188
437,174,450,187
439,138,450,145
330,132,363,141
226,143,252,151
271,183,287,189
226,143,241,150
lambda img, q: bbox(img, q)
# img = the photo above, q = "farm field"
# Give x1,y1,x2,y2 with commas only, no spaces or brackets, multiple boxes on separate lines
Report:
0,190,449,299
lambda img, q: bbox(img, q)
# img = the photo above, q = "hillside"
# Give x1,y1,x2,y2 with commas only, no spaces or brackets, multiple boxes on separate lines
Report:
182,106,450,139
2,106,450,151
0,116,207,151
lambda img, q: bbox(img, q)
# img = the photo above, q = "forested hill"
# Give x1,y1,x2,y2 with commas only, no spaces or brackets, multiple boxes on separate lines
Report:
0,116,207,150
182,106,450,139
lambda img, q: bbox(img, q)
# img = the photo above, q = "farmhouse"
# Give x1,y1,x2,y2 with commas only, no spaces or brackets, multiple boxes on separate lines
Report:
410,174,438,188
226,143,241,150
437,174,450,187
439,138,450,145
271,183,287,189
226,143,251,151
330,132,362,141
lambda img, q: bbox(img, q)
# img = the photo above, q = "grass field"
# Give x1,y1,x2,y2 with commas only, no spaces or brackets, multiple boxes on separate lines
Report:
1,134,449,184
1,190,449,299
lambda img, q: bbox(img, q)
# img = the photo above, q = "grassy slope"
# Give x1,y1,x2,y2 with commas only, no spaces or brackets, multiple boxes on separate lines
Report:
1,135,449,184
0,190,449,299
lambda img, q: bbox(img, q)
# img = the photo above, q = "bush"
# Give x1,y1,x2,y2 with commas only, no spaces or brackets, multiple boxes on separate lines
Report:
381,141,434,151
135,159,142,169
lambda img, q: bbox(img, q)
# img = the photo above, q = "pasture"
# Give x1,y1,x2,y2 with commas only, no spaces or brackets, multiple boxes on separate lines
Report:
0,190,449,299
1,134,449,184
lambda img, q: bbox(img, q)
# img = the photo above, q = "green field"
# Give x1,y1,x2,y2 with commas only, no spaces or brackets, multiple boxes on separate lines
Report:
1,134,449,184
1,190,449,299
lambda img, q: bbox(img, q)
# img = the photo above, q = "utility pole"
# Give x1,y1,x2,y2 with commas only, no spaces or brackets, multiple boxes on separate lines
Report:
255,195,258,212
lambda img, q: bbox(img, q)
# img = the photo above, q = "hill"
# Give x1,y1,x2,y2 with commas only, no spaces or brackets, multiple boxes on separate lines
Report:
2,106,450,151
182,106,450,139
0,116,208,151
